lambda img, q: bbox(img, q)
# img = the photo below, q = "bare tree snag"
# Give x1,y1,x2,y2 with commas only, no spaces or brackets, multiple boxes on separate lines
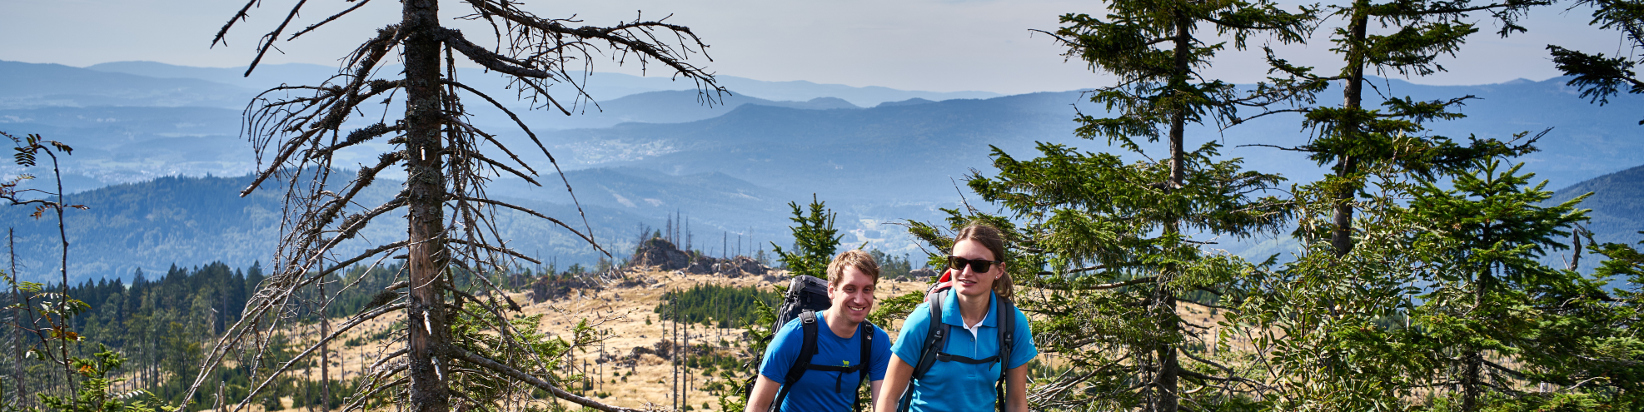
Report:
187,0,724,411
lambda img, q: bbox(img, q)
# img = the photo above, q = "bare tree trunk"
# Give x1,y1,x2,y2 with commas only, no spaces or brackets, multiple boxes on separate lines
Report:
672,297,679,411
404,0,452,410
320,273,330,412
8,229,24,410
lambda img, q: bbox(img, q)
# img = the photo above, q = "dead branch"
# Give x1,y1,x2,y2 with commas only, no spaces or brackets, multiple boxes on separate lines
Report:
449,346,643,412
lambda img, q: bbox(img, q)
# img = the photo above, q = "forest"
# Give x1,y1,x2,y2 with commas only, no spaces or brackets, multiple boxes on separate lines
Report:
3,0,1644,410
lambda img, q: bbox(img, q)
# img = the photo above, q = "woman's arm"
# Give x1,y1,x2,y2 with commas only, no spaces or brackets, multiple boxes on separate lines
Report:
1006,363,1029,412
744,374,782,412
872,353,914,412
869,379,883,412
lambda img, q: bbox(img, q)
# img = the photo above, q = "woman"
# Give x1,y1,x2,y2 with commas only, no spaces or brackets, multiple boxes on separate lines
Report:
874,223,1037,412
747,250,894,412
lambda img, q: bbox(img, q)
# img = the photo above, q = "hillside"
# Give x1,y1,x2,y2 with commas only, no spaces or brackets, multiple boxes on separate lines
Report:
1550,163,1644,247
0,173,678,284
81,61,1000,108
7,60,1644,284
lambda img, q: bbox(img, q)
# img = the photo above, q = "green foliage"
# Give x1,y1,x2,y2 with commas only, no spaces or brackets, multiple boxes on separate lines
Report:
1268,0,1550,255
1241,166,1450,409
1548,0,1644,123
446,303,588,411
35,345,166,412
655,284,780,328
867,249,917,280
712,292,778,412
1051,0,1312,151
1400,158,1641,410
770,194,841,278
865,290,924,330
953,141,1289,410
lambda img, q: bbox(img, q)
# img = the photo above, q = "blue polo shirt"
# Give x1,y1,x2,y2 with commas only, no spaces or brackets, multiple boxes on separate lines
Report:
890,290,1037,412
760,311,893,412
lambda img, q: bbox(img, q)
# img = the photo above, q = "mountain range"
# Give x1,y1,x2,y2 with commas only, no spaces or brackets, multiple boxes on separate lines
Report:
2,60,1642,283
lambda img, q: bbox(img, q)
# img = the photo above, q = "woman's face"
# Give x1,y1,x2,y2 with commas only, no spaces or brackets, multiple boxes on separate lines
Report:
947,239,1002,298
828,266,877,326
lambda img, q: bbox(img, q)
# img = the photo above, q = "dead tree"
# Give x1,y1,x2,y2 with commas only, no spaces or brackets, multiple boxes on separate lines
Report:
183,1,723,411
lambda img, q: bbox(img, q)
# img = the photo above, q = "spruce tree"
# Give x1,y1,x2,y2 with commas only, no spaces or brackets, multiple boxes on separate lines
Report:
1404,158,1590,410
935,1,1311,409
1267,0,1550,255
770,194,842,279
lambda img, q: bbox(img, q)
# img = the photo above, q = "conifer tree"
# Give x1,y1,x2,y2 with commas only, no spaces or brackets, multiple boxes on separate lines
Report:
1266,0,1549,255
946,1,1310,410
1570,230,1644,405
1403,158,1590,410
770,195,841,279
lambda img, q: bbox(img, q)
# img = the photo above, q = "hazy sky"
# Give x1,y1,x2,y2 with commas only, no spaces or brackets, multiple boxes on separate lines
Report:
0,0,1624,94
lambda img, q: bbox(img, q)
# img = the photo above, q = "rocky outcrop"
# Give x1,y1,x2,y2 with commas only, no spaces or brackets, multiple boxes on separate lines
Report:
685,257,716,274
731,256,767,275
907,268,938,281
632,237,691,270
628,236,774,277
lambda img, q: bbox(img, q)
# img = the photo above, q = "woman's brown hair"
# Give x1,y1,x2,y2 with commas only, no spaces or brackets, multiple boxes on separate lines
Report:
954,222,1011,300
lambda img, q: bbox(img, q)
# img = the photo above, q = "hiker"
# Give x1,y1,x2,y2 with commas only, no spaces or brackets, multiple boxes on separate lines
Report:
746,250,893,412
875,223,1037,412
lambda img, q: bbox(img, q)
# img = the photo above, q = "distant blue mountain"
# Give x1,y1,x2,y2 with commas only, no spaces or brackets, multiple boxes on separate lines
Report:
1550,164,1644,248
2,170,747,284
4,60,1644,283
82,61,1000,107
0,61,251,109
527,91,1087,204
522,90,860,130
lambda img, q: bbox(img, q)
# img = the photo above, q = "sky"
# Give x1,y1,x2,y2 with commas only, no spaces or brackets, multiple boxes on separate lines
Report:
0,0,1627,95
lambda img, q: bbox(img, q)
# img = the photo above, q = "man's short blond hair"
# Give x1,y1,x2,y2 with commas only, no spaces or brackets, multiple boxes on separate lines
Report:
826,249,880,287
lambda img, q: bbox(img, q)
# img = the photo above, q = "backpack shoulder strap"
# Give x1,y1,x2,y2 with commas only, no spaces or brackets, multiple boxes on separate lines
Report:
772,310,821,412
853,321,874,412
993,295,1016,412
911,290,949,380
899,291,951,412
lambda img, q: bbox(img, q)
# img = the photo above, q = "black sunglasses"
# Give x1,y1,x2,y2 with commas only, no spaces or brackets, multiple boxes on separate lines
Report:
948,256,1001,273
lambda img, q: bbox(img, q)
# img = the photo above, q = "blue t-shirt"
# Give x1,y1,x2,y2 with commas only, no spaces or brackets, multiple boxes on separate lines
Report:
890,289,1037,412
760,311,893,412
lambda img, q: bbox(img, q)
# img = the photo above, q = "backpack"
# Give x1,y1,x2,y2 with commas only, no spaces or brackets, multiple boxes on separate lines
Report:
897,271,1017,412
747,275,876,412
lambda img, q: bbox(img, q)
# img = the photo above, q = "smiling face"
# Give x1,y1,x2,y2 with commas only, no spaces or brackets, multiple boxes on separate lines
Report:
828,266,877,326
948,239,1004,298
